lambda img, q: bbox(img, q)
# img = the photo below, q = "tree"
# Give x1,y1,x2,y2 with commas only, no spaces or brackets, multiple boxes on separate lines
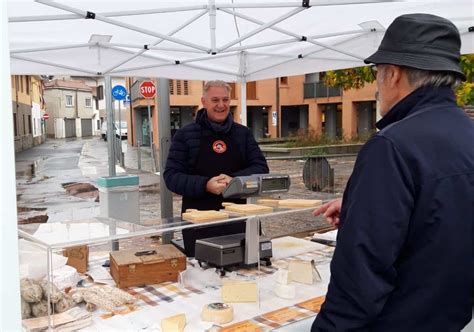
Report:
323,54,474,107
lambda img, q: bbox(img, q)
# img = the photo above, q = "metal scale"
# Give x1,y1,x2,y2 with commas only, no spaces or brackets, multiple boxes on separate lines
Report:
194,174,290,275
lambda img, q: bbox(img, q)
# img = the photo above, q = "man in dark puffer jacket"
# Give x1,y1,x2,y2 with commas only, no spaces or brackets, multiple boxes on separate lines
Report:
164,80,269,212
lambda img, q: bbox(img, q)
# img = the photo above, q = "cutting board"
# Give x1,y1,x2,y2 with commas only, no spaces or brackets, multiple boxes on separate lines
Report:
181,210,229,223
277,199,323,208
223,203,273,215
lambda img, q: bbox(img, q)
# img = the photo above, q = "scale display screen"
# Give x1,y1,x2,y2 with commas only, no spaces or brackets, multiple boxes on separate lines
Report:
260,176,290,192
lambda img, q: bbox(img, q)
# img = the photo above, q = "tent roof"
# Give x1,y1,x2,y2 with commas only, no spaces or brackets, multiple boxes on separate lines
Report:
7,0,474,81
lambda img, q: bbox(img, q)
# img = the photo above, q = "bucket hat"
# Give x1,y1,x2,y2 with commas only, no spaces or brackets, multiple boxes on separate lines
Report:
364,13,465,80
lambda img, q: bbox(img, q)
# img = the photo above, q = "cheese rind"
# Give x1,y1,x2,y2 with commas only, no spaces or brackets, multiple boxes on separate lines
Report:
161,313,186,332
221,281,258,303
201,302,234,324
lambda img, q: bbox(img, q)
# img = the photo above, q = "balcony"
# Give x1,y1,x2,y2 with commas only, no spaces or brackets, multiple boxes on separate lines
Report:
304,82,341,99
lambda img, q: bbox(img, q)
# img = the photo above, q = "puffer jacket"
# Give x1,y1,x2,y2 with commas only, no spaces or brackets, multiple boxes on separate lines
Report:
164,109,269,199
312,86,474,331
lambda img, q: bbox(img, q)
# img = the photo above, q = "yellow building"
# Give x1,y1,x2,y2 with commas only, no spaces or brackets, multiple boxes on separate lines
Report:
127,74,377,149
11,75,46,152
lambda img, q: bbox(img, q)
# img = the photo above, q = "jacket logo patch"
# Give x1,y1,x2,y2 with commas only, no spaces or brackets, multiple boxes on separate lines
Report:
212,140,227,154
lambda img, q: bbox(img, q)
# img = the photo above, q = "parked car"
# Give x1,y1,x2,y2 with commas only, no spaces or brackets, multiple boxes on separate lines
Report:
101,121,128,140
115,121,128,140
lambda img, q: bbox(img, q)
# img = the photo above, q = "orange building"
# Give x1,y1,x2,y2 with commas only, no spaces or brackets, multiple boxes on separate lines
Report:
127,74,377,148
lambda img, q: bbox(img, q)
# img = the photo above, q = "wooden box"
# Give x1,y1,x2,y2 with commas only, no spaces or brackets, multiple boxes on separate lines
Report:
110,245,186,288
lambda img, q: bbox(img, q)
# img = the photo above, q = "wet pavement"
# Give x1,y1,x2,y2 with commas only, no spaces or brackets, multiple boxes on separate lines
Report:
15,137,357,238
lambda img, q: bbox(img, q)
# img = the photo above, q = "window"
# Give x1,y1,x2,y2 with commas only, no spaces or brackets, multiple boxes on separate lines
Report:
85,98,92,108
176,80,182,95
20,75,24,92
26,76,30,95
228,83,237,99
97,85,104,100
28,115,32,134
183,80,189,95
169,80,174,95
246,81,257,100
280,76,288,85
66,95,74,107
13,113,18,136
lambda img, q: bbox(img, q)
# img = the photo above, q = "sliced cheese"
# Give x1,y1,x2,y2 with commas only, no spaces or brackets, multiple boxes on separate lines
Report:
161,313,186,332
288,260,314,285
275,268,291,285
224,203,273,215
181,210,229,223
201,302,234,324
256,199,280,207
278,199,323,208
274,283,296,299
221,281,258,303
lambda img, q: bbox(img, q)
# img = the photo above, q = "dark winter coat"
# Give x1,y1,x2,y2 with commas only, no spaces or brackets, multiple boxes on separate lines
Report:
312,86,474,331
164,109,269,200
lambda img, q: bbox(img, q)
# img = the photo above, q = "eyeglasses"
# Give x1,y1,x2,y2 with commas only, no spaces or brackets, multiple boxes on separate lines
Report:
369,65,377,80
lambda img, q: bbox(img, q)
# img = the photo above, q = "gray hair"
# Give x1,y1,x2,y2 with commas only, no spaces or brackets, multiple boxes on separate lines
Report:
203,80,231,96
403,67,461,89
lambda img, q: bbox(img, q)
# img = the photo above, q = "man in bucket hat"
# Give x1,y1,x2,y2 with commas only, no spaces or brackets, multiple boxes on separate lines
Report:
312,14,474,331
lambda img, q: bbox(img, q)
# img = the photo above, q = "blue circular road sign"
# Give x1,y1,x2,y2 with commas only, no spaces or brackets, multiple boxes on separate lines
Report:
112,85,128,101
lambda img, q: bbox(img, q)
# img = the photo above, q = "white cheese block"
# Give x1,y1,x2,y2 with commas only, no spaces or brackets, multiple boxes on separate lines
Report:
275,268,292,285
161,313,186,332
201,302,234,324
288,260,314,285
221,281,258,303
274,283,296,299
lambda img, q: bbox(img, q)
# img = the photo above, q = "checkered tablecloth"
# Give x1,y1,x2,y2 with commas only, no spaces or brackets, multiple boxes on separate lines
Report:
86,243,334,330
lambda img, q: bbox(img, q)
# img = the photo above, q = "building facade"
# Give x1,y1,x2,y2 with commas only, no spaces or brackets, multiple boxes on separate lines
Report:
43,79,95,138
11,75,46,152
127,74,377,150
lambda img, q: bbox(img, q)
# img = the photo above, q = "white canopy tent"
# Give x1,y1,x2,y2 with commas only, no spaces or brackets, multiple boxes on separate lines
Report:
2,0,473,329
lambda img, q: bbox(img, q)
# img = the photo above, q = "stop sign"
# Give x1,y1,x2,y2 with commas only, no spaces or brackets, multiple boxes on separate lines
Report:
139,81,156,99
43,113,49,120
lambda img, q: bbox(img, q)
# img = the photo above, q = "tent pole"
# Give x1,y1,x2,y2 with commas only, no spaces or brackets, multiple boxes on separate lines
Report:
218,7,306,52
158,78,174,242
36,0,209,52
1,3,21,329
102,9,208,74
209,0,217,53
104,75,116,176
9,5,207,22
240,79,247,126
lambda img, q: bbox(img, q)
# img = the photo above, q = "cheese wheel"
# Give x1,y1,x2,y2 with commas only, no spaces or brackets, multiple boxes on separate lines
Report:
201,302,234,324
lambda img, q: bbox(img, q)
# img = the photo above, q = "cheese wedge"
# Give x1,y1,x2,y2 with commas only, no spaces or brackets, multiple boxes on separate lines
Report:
288,260,314,285
161,313,186,332
221,281,258,303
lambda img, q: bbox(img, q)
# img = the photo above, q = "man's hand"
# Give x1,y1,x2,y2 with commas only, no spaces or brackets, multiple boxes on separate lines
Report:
206,174,232,195
313,198,342,227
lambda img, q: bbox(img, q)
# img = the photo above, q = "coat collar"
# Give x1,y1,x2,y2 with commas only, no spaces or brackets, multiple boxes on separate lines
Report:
376,86,457,130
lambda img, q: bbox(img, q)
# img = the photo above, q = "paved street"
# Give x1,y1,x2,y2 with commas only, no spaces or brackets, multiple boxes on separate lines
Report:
15,137,356,238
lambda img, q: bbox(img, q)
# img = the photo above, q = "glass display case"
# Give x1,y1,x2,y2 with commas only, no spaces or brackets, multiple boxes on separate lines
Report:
17,208,332,331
